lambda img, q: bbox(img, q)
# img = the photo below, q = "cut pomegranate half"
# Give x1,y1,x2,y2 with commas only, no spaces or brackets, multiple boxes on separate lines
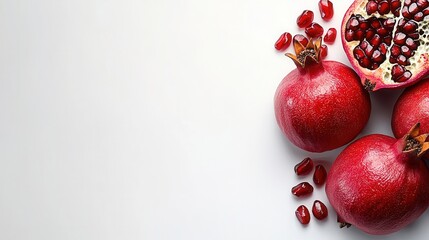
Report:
341,0,429,91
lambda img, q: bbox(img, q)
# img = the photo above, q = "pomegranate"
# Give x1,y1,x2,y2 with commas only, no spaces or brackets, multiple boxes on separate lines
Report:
392,79,429,141
274,38,371,152
341,0,429,91
326,124,429,235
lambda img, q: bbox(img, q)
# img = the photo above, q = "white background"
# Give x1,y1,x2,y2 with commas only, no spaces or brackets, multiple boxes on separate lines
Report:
0,0,427,239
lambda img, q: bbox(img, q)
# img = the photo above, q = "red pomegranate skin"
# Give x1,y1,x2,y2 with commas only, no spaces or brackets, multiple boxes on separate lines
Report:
274,61,371,152
392,79,429,139
326,134,429,235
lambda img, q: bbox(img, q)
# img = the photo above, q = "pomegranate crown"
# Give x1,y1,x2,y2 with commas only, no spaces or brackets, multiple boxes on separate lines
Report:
402,123,429,158
285,37,322,68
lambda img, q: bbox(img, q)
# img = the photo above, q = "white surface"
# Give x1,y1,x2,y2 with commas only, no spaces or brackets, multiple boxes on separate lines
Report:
0,0,426,239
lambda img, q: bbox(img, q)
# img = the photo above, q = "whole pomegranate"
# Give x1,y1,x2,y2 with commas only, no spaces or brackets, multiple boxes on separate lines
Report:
392,79,429,139
274,38,371,152
326,124,429,235
341,0,429,91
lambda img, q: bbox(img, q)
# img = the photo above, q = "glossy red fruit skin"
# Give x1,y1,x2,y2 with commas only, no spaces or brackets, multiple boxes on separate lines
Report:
274,61,371,152
326,133,429,235
296,205,310,224
313,165,327,185
323,28,337,44
319,0,334,20
291,182,314,197
275,32,292,51
294,157,314,175
305,22,324,38
312,200,328,220
297,10,314,28
392,79,429,140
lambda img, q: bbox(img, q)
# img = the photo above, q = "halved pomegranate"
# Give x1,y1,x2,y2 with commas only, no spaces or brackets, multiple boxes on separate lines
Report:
341,0,429,91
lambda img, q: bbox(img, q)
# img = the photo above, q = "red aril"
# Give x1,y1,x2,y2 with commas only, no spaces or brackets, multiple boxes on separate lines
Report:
293,34,309,47
319,0,334,20
291,182,314,197
297,10,314,28
313,165,327,185
294,157,314,175
326,124,429,235
305,22,324,38
324,28,337,44
312,200,328,220
275,32,292,51
296,205,311,224
342,0,429,91
320,44,328,59
275,38,371,152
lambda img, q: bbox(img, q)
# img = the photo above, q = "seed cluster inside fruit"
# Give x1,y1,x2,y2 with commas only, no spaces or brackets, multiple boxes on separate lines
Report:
344,0,429,83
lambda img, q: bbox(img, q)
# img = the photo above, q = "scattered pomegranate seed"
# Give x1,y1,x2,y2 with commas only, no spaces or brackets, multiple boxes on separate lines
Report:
320,44,328,59
275,32,292,50
297,10,314,28
296,205,311,224
323,28,337,44
312,200,328,220
305,22,324,38
294,157,314,175
292,182,314,197
313,165,327,185
318,0,334,20
293,34,309,47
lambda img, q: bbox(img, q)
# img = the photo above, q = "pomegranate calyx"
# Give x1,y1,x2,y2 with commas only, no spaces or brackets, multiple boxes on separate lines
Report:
285,38,322,68
402,123,429,157
337,216,352,228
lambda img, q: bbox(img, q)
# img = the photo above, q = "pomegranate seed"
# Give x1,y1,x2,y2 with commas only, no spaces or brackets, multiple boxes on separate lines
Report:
417,0,429,8
297,10,314,28
414,12,424,21
291,182,314,197
293,34,309,47
369,34,382,47
312,200,328,220
353,47,365,60
294,157,314,175
274,32,292,51
295,205,310,224
345,30,354,41
401,45,412,58
409,3,419,15
313,165,327,185
346,17,360,31
403,21,418,33
392,65,406,78
366,1,378,14
378,0,390,15
320,44,328,59
305,22,324,38
323,28,337,44
391,44,401,56
397,55,409,66
394,32,407,45
318,0,334,20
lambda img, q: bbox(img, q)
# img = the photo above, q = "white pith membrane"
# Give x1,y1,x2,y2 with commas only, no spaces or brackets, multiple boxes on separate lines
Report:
345,0,429,88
